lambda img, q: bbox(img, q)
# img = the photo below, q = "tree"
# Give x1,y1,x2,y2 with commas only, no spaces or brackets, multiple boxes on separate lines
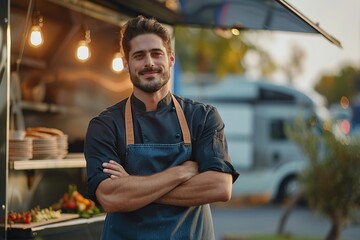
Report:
282,43,305,85
174,27,277,79
281,118,360,240
315,65,360,105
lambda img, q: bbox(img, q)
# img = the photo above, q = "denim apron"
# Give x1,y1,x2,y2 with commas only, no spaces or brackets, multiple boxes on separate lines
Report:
101,95,215,240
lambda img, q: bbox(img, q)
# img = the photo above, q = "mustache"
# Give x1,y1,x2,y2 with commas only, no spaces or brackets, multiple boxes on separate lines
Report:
139,67,161,75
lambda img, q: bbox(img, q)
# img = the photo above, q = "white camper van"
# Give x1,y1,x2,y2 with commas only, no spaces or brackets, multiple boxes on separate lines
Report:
179,77,322,203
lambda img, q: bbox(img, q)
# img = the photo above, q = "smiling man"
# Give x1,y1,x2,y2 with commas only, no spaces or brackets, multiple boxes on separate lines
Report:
84,15,239,240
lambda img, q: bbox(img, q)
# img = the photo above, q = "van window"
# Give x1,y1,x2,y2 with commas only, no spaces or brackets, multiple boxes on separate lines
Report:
270,119,287,140
259,88,295,101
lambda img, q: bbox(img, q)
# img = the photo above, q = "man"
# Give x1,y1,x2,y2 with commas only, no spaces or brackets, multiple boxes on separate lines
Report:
84,15,239,240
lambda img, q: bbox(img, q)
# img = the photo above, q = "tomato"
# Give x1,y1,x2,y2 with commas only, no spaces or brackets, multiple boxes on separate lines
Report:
16,213,22,222
22,212,32,224
8,211,32,224
63,200,77,209
8,212,18,222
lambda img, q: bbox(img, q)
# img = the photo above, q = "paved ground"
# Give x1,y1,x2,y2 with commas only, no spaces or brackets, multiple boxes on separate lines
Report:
211,204,360,240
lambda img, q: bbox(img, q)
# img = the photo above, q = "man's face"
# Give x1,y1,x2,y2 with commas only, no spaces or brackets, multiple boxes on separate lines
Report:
126,34,174,93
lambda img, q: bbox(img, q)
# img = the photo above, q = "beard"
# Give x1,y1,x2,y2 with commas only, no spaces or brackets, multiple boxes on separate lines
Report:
129,66,170,93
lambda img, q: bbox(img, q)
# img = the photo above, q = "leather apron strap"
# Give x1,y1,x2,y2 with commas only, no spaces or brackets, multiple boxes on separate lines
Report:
125,95,191,146
125,98,135,145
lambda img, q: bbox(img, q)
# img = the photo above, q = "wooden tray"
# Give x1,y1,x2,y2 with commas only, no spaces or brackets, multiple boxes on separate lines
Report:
7,213,79,229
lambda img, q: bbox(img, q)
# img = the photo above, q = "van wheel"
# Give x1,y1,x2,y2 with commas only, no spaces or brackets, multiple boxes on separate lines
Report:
276,175,300,204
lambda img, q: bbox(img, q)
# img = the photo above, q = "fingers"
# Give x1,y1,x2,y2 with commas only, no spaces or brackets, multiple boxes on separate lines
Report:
110,174,119,179
103,160,129,178
181,160,199,177
182,160,198,168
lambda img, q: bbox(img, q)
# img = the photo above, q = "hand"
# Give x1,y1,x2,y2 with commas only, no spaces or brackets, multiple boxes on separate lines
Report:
180,160,199,179
102,160,129,179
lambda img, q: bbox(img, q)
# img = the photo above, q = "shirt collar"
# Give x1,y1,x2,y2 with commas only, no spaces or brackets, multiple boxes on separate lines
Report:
130,92,173,112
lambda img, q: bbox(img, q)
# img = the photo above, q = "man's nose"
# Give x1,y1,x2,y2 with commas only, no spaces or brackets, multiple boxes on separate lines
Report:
144,54,154,67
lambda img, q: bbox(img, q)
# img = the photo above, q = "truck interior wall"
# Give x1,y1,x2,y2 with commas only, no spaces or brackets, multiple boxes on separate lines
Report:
8,169,86,212
3,1,135,232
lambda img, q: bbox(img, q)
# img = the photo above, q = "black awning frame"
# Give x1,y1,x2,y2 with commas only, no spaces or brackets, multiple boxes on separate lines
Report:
91,0,341,48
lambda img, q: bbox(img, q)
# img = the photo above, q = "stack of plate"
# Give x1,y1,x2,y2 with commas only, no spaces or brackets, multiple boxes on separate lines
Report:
57,135,69,159
9,138,33,161
26,127,69,160
32,137,58,159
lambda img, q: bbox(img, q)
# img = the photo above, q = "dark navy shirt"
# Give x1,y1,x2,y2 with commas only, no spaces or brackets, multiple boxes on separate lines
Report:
84,92,239,202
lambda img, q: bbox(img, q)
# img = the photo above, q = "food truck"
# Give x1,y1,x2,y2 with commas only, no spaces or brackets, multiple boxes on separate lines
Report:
179,77,328,203
0,0,341,239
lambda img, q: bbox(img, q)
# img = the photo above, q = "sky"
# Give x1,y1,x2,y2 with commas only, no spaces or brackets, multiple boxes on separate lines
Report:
257,0,360,92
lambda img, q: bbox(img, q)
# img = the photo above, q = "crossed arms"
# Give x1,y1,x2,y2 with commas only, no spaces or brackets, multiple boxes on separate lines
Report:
95,160,233,213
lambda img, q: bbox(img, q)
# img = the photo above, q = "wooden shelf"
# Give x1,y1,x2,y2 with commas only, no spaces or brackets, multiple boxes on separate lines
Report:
10,153,86,170
20,101,79,114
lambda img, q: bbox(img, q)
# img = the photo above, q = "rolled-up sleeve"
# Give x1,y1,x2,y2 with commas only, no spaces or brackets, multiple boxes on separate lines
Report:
84,115,119,202
192,107,240,183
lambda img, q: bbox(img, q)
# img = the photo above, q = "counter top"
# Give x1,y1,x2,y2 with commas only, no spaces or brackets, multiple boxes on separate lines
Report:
7,214,106,240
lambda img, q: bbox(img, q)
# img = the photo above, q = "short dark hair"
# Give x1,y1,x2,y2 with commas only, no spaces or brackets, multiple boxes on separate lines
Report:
121,15,172,61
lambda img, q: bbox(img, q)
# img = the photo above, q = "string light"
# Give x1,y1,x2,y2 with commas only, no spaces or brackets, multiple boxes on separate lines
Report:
29,10,44,47
112,52,124,72
111,28,124,72
76,25,91,62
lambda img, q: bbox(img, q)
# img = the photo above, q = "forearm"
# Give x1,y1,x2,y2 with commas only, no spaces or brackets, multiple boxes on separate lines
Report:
96,165,193,212
157,171,233,207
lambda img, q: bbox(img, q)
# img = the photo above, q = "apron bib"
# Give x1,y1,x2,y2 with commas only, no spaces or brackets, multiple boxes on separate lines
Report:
101,95,214,240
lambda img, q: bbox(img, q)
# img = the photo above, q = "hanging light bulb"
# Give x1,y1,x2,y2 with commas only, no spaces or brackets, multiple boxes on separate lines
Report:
111,28,124,72
112,52,124,72
76,26,91,62
29,14,43,47
76,40,90,61
29,25,43,46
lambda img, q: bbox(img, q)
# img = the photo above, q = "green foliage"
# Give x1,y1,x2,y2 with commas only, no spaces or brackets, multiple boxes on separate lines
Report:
314,65,360,105
173,27,276,78
282,44,306,85
285,118,360,228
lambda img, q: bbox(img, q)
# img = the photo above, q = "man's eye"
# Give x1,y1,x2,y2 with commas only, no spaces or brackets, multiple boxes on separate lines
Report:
152,52,162,57
134,54,143,59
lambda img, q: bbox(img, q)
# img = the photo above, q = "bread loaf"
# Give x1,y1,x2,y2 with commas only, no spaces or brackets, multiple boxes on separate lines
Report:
26,127,64,138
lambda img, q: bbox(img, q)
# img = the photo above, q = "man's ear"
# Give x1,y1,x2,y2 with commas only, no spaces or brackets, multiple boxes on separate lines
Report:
123,58,129,72
169,52,175,67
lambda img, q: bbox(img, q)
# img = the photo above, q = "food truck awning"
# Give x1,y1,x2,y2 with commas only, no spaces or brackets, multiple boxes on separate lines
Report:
93,0,341,47
9,0,342,72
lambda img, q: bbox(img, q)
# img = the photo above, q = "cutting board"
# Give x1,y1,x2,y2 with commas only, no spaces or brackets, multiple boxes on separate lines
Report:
7,213,79,229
